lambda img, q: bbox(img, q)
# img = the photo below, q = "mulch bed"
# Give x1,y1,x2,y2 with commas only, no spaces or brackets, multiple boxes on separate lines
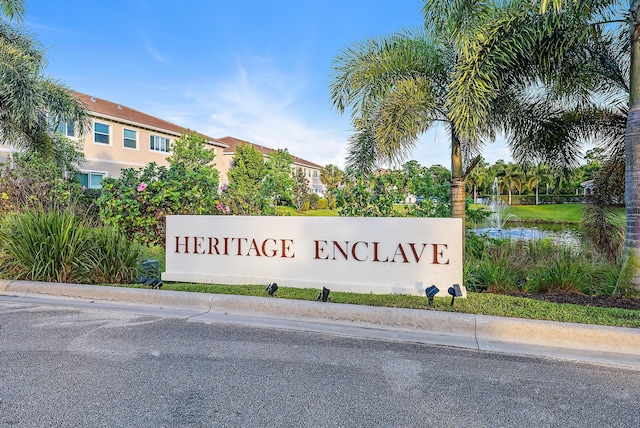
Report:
508,293,640,311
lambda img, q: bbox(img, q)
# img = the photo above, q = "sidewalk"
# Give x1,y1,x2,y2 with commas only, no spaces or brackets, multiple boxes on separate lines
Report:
1,279,639,370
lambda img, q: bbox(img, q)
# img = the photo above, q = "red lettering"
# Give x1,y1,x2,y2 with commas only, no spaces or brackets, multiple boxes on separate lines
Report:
281,239,295,258
432,244,449,265
373,242,388,262
248,239,262,256
175,236,189,254
231,238,247,256
351,241,368,261
332,241,349,260
208,237,220,255
314,240,329,260
262,239,277,257
408,243,427,263
392,243,409,263
194,236,205,254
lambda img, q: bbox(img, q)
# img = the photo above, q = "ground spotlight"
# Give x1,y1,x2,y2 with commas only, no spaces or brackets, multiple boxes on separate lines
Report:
448,283,463,306
316,287,330,302
425,285,439,306
137,276,162,289
265,282,278,296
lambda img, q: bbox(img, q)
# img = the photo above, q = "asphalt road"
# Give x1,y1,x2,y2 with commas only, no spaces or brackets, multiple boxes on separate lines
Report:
0,298,639,428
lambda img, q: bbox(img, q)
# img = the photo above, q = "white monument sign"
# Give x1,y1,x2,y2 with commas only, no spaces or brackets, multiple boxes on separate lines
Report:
163,215,463,297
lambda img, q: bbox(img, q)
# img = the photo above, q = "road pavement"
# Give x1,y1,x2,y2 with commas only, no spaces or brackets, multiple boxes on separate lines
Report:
1,297,639,427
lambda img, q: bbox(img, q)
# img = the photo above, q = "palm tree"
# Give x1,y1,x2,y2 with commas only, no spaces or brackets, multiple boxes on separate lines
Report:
445,0,638,293
0,3,89,162
526,164,549,205
330,20,501,226
466,159,489,203
501,164,524,205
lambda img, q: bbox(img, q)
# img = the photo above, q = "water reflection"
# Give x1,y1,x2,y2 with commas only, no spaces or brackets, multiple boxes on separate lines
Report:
471,223,581,246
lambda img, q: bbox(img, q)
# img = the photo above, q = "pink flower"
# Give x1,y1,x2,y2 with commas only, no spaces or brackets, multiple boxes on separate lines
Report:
81,185,87,191
216,202,223,211
224,205,231,214
221,185,227,191
137,182,148,192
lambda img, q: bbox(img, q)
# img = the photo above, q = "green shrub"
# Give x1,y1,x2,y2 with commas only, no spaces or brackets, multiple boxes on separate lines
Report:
526,253,592,293
91,227,143,284
317,198,328,210
0,210,94,283
465,260,522,293
0,210,142,284
309,193,320,210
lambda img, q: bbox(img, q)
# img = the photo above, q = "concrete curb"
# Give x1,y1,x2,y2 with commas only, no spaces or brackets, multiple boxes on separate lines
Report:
1,280,638,369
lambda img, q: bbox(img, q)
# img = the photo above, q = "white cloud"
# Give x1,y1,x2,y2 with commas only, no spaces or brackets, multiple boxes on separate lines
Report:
143,39,167,63
182,57,350,168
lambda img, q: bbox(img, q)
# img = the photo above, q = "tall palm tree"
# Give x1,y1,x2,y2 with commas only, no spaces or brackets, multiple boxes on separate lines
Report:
526,164,549,205
501,164,525,205
466,159,490,203
0,3,89,161
330,17,502,226
446,0,638,293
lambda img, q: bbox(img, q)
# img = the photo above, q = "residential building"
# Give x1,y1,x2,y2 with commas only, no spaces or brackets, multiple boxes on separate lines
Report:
0,93,326,196
217,136,326,196
0,92,228,189
69,92,228,188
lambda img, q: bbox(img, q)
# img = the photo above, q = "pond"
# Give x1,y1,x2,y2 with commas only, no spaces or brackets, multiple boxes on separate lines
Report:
471,222,582,246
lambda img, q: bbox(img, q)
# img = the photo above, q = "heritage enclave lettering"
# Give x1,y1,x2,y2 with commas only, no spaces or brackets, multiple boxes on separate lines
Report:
313,240,449,264
173,236,450,265
174,236,295,258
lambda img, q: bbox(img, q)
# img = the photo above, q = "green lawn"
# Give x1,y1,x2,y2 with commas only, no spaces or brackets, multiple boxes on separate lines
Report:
275,206,338,216
125,282,640,328
471,203,625,224
506,204,585,223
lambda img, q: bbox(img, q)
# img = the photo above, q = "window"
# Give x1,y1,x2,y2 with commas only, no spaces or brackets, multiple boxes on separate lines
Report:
76,172,105,189
150,135,170,153
123,129,137,149
94,122,110,144
56,119,75,137
313,170,318,178
48,116,75,137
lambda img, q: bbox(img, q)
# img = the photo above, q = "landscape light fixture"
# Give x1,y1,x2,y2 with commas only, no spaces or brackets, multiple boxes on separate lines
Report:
316,287,330,302
137,276,162,289
448,283,463,306
265,282,278,297
425,285,440,306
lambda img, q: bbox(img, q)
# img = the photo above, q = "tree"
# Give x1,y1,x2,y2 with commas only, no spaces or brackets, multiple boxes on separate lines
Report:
337,170,403,217
0,10,89,158
224,144,268,215
292,168,310,211
445,0,637,292
263,149,294,208
320,164,343,209
98,133,220,247
330,29,484,227
466,158,490,203
501,164,525,205
166,132,216,169
525,164,549,206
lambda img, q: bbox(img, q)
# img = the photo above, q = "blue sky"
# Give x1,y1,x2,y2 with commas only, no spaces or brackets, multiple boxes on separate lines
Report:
25,0,511,169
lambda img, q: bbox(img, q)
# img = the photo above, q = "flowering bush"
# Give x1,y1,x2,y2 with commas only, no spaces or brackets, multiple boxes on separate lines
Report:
97,133,220,247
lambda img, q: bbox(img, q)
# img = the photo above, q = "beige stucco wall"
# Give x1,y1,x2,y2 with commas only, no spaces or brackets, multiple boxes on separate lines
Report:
79,114,225,182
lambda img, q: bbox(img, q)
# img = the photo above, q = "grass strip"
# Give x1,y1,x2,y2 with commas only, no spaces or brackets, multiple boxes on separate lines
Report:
121,282,640,329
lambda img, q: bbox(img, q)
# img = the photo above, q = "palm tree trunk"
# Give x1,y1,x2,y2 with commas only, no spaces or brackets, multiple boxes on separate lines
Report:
618,1,640,295
450,128,465,223
535,184,539,205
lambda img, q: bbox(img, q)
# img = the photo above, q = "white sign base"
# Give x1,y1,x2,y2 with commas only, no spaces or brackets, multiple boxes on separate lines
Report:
162,216,464,297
